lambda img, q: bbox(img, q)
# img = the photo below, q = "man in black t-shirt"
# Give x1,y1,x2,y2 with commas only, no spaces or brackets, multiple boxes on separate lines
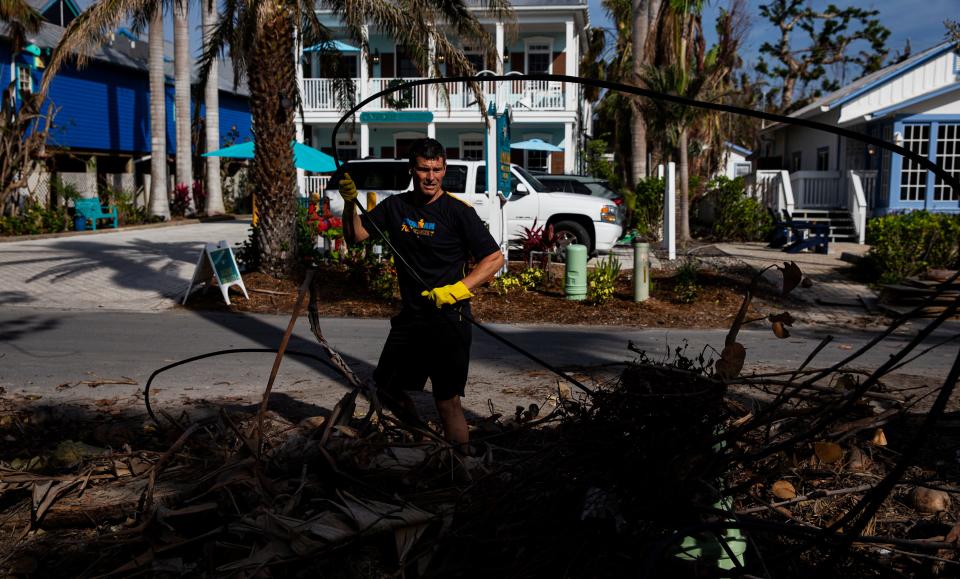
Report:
342,138,504,452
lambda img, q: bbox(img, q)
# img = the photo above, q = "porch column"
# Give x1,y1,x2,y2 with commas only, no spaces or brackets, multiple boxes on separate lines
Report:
295,27,306,196
565,20,575,112
495,22,505,107
427,34,437,110
359,25,369,103
427,122,436,140
496,22,505,75
360,123,370,159
564,122,574,173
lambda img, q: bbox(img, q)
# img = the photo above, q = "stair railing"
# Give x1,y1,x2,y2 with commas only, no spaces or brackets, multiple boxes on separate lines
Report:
847,171,868,245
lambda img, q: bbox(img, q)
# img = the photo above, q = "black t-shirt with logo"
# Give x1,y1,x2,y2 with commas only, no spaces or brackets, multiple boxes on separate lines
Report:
361,191,499,314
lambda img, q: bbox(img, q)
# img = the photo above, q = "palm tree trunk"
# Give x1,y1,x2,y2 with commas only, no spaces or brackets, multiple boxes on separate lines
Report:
678,126,690,241
249,5,298,277
174,1,194,212
148,8,169,220
202,0,224,215
631,0,649,186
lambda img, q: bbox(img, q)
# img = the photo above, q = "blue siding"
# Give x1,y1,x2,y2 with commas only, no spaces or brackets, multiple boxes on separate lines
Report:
217,93,253,145
47,62,151,153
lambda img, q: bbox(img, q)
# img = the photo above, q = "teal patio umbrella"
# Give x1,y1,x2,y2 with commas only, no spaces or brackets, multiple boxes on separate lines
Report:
202,140,337,173
510,138,564,152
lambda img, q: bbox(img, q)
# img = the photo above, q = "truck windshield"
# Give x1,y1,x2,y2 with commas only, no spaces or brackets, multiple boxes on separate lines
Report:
512,165,549,193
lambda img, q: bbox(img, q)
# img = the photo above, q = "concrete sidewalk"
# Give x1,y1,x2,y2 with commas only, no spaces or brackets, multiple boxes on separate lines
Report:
0,219,251,311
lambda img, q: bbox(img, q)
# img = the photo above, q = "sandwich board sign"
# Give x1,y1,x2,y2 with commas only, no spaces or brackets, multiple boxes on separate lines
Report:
182,240,248,305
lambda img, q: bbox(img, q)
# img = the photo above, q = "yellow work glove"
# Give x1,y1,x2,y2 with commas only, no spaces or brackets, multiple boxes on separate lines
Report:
421,281,474,308
339,172,358,205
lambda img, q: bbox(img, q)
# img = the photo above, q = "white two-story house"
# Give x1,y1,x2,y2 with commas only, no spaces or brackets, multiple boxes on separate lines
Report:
297,0,590,194
752,40,960,243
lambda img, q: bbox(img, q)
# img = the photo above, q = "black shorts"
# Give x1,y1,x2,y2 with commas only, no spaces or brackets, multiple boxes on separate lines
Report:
372,308,472,401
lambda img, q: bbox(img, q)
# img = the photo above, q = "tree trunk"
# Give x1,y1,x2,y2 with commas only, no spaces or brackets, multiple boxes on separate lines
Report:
147,9,169,220
249,6,298,277
630,0,649,186
202,0,224,215
174,2,194,212
678,126,690,241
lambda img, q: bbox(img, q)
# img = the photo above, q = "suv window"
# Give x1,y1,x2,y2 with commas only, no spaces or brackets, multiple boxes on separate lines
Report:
442,165,469,193
327,161,411,191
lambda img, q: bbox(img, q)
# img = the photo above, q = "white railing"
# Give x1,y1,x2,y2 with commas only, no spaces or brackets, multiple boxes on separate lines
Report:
300,77,565,111
847,171,869,244
852,169,878,209
304,175,331,197
790,170,843,209
368,77,430,110
302,78,358,110
753,170,795,216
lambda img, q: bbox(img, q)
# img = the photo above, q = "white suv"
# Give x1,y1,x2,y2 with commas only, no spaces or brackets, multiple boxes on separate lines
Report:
324,159,625,253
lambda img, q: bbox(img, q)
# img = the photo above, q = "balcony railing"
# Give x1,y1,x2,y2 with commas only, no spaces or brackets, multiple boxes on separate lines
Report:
301,77,566,112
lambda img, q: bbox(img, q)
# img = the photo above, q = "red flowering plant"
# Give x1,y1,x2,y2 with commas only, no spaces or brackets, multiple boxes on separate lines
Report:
306,194,343,240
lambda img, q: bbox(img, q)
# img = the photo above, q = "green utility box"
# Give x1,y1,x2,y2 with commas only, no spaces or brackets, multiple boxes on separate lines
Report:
564,244,587,301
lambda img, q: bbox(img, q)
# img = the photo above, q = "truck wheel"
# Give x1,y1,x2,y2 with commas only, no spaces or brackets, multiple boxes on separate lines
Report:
551,220,591,258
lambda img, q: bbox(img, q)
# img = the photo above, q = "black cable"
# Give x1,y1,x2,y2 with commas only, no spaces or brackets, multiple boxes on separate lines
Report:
143,348,339,427
328,73,960,400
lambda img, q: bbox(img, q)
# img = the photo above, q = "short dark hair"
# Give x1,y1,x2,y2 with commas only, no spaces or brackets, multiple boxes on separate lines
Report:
408,138,446,166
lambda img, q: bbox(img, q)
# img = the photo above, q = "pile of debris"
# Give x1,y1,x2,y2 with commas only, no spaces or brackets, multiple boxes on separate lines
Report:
878,269,960,318
1,265,958,577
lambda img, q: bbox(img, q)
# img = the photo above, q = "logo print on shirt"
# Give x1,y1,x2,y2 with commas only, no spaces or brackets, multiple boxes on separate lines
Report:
401,217,436,237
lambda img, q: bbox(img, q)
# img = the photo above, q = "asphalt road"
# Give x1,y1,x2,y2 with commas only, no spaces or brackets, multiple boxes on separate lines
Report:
1,308,957,423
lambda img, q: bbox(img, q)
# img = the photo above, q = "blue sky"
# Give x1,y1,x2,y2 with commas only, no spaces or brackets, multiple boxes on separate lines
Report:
588,0,956,69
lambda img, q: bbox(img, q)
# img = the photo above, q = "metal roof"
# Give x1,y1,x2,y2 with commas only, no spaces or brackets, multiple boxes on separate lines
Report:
786,41,957,120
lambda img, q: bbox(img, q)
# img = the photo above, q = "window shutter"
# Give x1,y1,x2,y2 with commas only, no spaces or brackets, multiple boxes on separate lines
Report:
511,53,524,74
446,148,459,160
551,152,565,175
552,52,565,75
511,150,524,166
381,53,395,77
382,146,395,159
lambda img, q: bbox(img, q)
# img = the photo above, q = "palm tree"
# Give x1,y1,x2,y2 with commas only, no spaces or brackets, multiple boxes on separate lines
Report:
202,0,224,215
46,0,508,277
173,0,193,212
147,7,170,220
0,0,42,54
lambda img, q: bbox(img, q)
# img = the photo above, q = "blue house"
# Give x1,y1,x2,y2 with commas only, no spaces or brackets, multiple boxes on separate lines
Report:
754,40,960,243
1,0,252,198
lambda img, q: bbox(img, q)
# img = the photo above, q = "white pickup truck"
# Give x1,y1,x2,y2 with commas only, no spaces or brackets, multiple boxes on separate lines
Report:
324,159,625,253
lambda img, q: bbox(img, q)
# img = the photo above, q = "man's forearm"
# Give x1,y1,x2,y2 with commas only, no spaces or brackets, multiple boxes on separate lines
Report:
462,250,505,291
343,201,369,244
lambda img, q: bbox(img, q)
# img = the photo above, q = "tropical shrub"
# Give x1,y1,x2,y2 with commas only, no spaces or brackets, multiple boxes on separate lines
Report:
706,176,773,241
627,177,664,238
0,200,71,236
673,259,701,304
587,254,621,305
865,210,960,283
171,183,191,217
518,218,556,264
192,180,207,214
102,186,156,226
491,267,545,295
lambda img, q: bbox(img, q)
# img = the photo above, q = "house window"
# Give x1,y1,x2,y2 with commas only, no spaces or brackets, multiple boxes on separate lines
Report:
526,150,548,173
791,151,802,172
935,123,960,201
525,39,552,74
396,45,419,78
816,147,830,171
463,45,485,73
899,124,930,201
16,64,32,94
460,135,484,161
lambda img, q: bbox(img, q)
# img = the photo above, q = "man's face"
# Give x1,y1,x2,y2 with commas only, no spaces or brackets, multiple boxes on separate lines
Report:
411,156,446,198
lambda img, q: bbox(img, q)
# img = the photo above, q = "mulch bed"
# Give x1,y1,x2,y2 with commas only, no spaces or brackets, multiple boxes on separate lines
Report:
183,262,771,328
